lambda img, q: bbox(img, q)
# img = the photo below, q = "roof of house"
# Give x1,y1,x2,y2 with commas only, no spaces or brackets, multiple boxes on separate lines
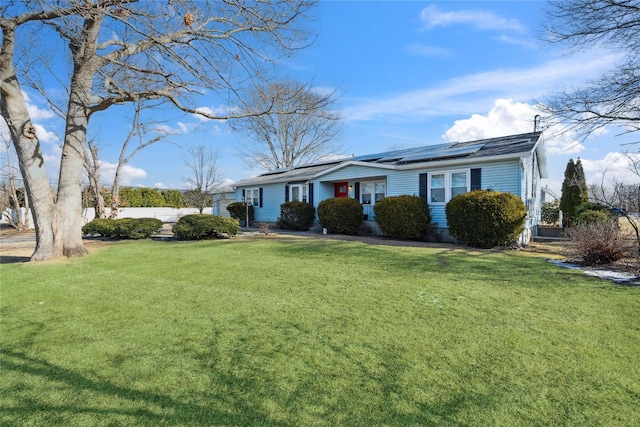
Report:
235,132,546,187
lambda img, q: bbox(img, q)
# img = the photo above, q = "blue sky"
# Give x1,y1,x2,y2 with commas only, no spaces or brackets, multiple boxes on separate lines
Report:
6,1,639,196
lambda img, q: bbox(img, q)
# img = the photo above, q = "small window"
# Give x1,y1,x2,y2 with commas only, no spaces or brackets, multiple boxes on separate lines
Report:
289,184,308,202
245,188,260,207
451,171,468,199
430,174,445,203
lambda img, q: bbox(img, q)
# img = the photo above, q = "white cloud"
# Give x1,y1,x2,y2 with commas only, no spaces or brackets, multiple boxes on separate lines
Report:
23,91,55,121
442,99,585,155
154,182,168,189
193,105,234,122
99,161,147,185
33,124,61,145
420,5,525,32
581,152,640,185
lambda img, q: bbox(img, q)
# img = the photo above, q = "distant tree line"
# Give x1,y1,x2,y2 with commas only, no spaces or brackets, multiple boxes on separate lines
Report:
83,187,212,210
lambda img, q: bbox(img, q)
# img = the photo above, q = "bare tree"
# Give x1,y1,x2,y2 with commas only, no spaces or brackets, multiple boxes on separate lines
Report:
540,0,640,140
1,138,29,229
82,100,173,219
183,145,224,214
234,79,342,170
589,172,640,258
0,0,315,261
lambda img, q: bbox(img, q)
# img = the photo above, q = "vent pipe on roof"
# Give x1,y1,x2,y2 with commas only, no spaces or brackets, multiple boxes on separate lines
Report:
534,115,540,133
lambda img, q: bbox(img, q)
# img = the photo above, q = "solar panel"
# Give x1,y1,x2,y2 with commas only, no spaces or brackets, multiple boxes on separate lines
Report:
398,143,484,163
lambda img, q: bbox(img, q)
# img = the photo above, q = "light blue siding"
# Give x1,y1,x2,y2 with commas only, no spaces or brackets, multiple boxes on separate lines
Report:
235,158,527,227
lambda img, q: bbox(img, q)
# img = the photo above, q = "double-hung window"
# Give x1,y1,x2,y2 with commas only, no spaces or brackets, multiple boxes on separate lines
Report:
429,170,469,204
245,188,260,207
289,184,308,202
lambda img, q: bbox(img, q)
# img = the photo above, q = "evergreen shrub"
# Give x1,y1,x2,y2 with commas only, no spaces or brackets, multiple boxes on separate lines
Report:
277,201,316,231
82,218,116,237
317,197,363,235
373,195,432,240
445,190,526,248
172,214,239,240
82,217,162,239
227,202,254,224
574,202,615,224
113,218,163,239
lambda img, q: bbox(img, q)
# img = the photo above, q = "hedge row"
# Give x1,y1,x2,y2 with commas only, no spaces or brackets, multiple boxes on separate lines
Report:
82,217,163,239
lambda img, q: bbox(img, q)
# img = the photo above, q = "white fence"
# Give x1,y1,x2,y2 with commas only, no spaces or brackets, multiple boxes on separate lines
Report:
2,206,227,229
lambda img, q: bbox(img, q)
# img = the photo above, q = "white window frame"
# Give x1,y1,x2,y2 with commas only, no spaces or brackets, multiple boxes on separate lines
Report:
245,188,260,207
360,180,386,205
289,184,308,203
428,169,470,204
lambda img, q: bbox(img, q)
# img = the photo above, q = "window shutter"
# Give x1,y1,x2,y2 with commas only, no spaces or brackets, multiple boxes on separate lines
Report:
354,182,360,200
471,168,482,191
419,173,427,201
285,185,289,202
259,188,263,207
308,183,314,205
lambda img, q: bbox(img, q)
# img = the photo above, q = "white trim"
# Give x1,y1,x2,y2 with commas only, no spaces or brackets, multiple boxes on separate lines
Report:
428,169,470,205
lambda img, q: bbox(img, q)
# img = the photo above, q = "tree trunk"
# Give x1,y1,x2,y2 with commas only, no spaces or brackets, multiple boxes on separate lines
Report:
0,23,61,261
57,94,90,257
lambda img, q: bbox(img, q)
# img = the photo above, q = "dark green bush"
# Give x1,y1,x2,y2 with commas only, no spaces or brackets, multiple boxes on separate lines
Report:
277,201,316,231
317,197,363,235
172,214,239,240
373,195,432,240
227,202,254,224
82,217,162,239
82,218,116,237
445,190,526,248
113,218,162,239
574,202,615,224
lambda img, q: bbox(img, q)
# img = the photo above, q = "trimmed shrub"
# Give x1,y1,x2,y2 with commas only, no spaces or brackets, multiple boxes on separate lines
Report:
373,195,432,240
227,202,254,224
114,218,162,239
317,197,363,235
566,220,629,266
277,201,316,231
172,214,239,240
82,217,162,239
445,190,526,248
82,218,116,237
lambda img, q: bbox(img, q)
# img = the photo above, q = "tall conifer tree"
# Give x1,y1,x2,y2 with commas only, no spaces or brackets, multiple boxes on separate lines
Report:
559,158,589,225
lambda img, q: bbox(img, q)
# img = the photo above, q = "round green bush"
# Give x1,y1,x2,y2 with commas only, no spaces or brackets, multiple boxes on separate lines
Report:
113,218,163,239
373,195,432,240
82,218,116,237
227,202,255,225
575,202,615,224
172,214,239,240
445,190,526,248
317,197,363,235
82,217,161,239
277,201,316,231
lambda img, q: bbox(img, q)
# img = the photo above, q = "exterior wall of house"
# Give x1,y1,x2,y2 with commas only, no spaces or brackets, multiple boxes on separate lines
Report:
235,183,285,223
233,156,542,244
390,159,522,227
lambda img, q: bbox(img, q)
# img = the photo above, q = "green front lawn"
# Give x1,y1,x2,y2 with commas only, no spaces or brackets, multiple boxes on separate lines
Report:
1,237,639,426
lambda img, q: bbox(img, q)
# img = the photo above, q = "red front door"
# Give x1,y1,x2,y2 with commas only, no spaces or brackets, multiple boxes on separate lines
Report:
334,182,349,198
